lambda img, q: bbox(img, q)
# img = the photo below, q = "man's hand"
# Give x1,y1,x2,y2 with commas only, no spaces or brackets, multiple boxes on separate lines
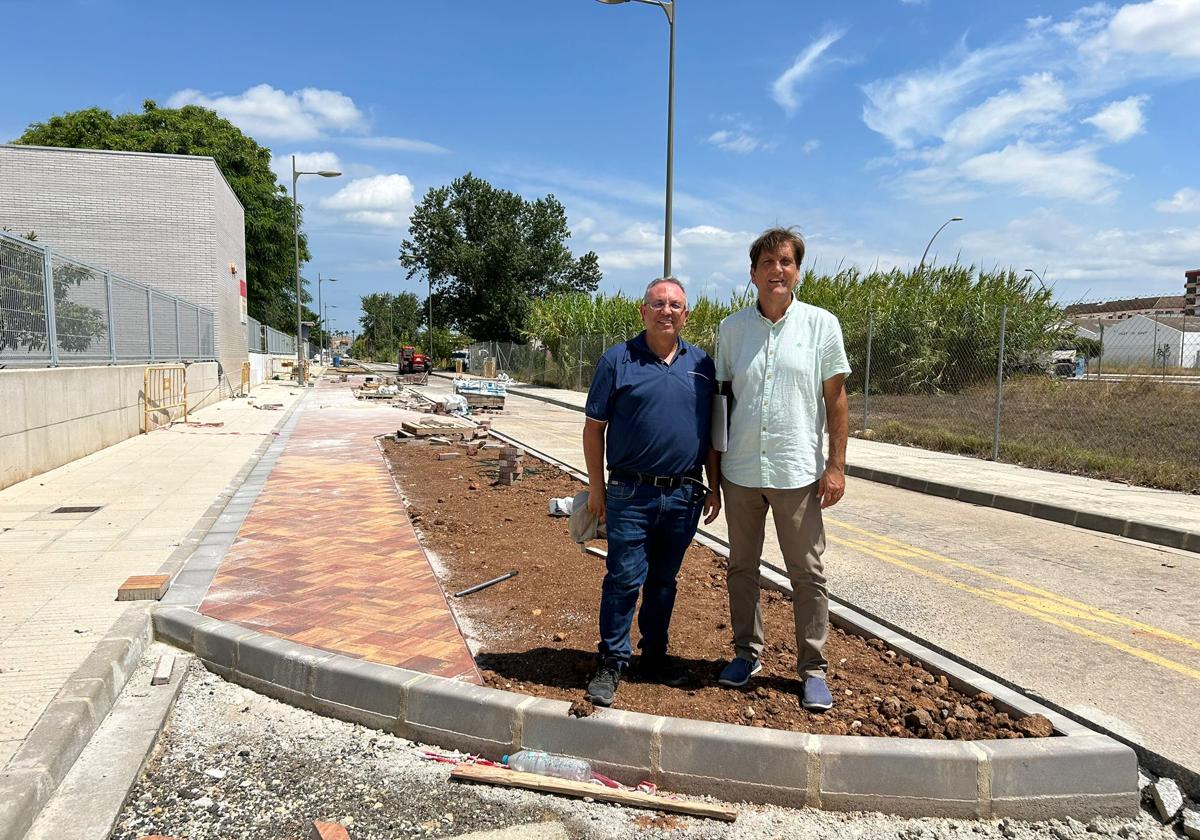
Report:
817,466,845,509
587,485,606,522
703,490,722,524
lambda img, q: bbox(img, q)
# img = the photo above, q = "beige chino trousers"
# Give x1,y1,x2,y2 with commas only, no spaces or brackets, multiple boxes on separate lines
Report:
721,478,828,678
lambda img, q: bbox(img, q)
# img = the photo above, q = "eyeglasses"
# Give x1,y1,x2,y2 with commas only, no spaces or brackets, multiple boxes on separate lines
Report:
646,301,686,312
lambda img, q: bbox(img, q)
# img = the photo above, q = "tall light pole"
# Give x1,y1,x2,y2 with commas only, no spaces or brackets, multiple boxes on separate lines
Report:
917,216,963,274
598,0,676,278
427,275,434,363
292,155,341,382
324,303,338,357
317,273,338,362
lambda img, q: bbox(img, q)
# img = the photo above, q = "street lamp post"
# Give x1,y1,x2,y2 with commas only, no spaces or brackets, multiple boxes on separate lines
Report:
291,155,341,382
917,216,963,273
317,273,338,363
598,0,676,278
324,303,338,358
1023,268,1049,292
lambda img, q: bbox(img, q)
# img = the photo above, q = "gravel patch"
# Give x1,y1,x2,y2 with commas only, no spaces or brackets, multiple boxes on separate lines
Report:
111,659,1183,840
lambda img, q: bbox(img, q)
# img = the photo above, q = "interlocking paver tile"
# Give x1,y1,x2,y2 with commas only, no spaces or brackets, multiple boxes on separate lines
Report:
201,377,479,682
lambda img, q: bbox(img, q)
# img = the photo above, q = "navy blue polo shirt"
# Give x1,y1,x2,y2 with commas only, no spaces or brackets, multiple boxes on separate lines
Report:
584,331,715,476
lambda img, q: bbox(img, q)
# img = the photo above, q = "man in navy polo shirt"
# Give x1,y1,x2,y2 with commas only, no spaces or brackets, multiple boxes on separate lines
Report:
581,277,721,707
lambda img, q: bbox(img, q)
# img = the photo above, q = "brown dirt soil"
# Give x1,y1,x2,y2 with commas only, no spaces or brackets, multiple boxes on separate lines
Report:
382,436,1053,741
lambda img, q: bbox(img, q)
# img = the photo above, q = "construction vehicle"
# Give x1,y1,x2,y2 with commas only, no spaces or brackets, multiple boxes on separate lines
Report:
398,345,431,375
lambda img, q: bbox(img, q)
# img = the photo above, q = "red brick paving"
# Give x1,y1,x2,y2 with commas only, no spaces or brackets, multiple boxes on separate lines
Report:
201,376,480,682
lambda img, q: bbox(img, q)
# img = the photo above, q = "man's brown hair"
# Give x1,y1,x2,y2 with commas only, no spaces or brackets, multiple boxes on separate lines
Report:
749,226,805,269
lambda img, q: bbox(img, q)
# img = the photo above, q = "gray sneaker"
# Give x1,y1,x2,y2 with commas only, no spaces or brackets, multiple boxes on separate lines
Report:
585,660,622,707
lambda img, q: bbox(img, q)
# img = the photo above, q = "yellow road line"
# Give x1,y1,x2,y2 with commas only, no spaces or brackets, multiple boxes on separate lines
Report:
830,533,1200,682
827,518,1200,652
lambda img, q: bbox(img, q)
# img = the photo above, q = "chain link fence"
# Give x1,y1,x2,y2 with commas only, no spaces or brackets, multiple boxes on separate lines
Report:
1,230,216,367
467,308,1200,492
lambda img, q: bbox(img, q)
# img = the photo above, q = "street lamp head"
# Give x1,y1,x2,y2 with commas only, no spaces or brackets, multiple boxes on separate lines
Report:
596,0,631,4
317,170,341,178
951,216,963,222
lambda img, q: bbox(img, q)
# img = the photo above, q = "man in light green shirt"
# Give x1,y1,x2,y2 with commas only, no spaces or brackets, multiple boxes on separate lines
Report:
714,226,850,712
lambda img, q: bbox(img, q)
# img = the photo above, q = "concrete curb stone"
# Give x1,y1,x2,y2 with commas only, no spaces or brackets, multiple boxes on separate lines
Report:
151,600,1139,820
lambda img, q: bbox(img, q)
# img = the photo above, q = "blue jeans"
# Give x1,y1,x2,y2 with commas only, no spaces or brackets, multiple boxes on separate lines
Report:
598,477,706,667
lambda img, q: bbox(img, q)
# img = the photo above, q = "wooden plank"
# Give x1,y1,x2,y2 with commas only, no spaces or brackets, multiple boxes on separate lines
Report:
151,654,174,686
449,764,737,822
116,574,171,602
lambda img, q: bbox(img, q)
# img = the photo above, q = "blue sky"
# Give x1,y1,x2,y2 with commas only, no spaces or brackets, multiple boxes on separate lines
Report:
4,0,1200,335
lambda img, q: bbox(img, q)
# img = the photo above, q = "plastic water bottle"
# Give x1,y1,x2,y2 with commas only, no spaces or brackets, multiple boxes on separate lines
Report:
502,750,593,781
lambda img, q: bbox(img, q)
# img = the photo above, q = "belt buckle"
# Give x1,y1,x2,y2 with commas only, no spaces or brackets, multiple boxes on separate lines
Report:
652,475,671,488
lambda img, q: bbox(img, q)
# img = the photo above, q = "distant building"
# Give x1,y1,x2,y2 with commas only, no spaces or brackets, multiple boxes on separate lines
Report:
1186,269,1199,316
1092,314,1200,368
1064,294,1187,321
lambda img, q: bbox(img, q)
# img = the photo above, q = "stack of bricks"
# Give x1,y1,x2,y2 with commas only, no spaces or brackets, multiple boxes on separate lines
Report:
497,446,524,485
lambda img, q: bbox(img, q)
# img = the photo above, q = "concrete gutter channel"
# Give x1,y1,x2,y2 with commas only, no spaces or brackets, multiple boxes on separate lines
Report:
0,391,308,840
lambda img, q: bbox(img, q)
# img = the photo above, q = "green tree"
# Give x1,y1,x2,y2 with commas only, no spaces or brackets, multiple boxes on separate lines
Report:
398,173,601,341
358,291,425,361
15,101,310,333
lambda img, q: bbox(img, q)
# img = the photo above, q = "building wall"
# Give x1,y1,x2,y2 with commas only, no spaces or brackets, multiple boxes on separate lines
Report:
1100,315,1186,366
0,362,221,490
0,144,248,379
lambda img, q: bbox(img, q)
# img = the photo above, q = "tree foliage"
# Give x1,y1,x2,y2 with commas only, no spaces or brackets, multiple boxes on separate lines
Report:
398,173,601,342
357,291,426,361
15,101,309,333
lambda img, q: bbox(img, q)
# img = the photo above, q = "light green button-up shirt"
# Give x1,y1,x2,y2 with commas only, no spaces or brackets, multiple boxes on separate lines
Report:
715,299,851,490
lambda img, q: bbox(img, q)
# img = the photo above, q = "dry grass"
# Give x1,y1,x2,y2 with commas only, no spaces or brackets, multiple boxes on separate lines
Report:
850,376,1200,493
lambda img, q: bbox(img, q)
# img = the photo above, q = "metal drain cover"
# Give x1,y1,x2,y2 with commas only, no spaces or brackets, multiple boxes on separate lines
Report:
51,506,102,514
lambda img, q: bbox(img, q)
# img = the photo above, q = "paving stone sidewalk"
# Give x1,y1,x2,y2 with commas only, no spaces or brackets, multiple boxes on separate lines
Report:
198,374,479,680
0,379,306,769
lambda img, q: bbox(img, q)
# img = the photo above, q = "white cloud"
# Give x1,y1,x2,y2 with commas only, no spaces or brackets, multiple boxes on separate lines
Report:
1083,95,1148,142
706,127,775,154
942,73,1068,150
861,38,1036,150
801,139,821,154
320,174,414,228
1088,0,1200,58
167,84,366,140
959,141,1122,201
958,208,1200,297
344,136,449,154
270,151,342,187
1155,187,1200,213
771,29,846,114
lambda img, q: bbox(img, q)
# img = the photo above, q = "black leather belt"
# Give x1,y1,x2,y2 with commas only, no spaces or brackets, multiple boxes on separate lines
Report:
609,468,704,489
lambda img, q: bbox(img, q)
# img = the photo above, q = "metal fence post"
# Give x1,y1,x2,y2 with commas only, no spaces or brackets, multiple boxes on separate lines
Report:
41,247,60,366
991,305,1007,461
1098,323,1104,376
104,271,117,364
147,288,156,362
197,306,202,358
862,309,874,431
174,299,181,361
578,336,584,391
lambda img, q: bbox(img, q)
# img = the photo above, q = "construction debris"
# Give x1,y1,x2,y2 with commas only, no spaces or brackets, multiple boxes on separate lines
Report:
450,764,737,822
497,446,524,485
453,570,518,598
151,654,175,686
436,452,461,461
116,574,171,601
252,403,283,411
401,417,476,438
309,821,351,840
1152,778,1184,823
453,378,507,411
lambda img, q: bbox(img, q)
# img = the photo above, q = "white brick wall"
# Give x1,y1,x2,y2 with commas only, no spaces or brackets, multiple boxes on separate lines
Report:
0,144,249,377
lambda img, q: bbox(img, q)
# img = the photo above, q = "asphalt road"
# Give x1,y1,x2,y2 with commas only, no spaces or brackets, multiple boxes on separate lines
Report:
407,372,1200,777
